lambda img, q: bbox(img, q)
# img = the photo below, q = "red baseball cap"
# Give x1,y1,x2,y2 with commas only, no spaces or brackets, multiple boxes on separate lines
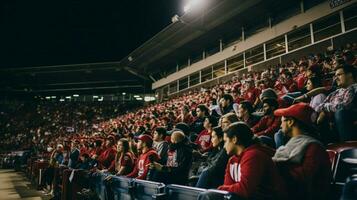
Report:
135,134,153,146
274,103,317,126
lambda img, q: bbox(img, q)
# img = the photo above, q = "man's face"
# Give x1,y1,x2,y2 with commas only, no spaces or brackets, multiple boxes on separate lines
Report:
237,104,246,118
335,68,347,87
136,140,144,150
224,134,237,156
203,118,211,129
221,99,229,108
153,131,160,142
196,108,203,118
263,103,272,115
281,116,293,137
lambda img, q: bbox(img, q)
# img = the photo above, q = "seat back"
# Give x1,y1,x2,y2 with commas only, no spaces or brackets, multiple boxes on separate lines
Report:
165,184,207,200
327,149,338,172
334,148,357,184
341,174,357,200
109,176,133,200
133,179,165,200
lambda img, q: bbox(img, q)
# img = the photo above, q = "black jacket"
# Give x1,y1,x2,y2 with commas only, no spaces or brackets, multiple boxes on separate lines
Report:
157,142,193,185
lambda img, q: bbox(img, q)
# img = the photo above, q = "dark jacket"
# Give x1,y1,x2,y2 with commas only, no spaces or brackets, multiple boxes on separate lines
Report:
198,142,229,188
158,142,193,185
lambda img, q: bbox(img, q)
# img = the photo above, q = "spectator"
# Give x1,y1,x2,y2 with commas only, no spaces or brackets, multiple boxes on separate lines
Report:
305,76,326,112
68,140,80,169
220,113,239,131
195,126,229,189
316,64,357,141
251,98,281,138
153,127,169,164
113,138,135,176
198,122,286,200
195,116,217,153
191,104,210,134
242,78,261,108
97,136,116,172
237,101,260,127
126,134,159,180
149,131,193,185
273,103,331,200
178,105,194,125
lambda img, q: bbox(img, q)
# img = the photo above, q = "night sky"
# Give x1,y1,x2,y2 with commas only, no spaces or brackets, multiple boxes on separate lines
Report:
0,0,182,68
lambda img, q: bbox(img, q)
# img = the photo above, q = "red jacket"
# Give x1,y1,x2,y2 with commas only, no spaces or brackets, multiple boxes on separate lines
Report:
276,143,331,200
126,148,159,180
218,144,286,200
251,115,281,138
195,129,213,153
243,87,261,105
97,147,116,170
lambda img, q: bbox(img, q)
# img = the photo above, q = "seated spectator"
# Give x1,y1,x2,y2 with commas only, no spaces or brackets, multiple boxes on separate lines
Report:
251,98,281,138
195,126,229,189
316,64,357,141
97,136,116,172
126,134,159,180
237,101,260,127
153,126,169,164
199,122,286,200
177,105,194,125
304,76,326,111
242,78,261,108
195,116,218,153
113,138,135,176
149,131,193,185
273,103,331,200
220,113,239,130
191,104,210,134
218,94,237,116
68,140,80,169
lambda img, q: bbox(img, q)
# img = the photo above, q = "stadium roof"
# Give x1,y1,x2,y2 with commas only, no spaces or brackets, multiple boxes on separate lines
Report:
0,0,308,98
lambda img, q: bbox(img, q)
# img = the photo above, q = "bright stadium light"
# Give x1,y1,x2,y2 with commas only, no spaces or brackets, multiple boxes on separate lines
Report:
93,95,99,99
184,0,203,13
144,96,156,102
59,99,65,102
51,96,56,99
133,95,140,98
45,96,51,100
122,92,126,95
73,94,79,97
65,96,71,99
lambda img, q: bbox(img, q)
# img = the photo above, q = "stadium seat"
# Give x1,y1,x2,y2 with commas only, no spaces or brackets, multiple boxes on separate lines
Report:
340,174,357,200
109,176,133,200
162,184,207,200
133,179,165,200
333,148,357,185
61,169,87,200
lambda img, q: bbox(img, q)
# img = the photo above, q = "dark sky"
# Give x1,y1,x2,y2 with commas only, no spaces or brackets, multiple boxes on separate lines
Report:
0,0,182,68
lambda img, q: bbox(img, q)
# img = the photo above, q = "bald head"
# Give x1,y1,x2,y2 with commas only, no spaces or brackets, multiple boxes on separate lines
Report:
171,131,185,144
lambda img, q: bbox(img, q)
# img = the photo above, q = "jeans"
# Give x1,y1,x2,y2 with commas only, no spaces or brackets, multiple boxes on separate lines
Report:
196,169,210,189
334,108,357,141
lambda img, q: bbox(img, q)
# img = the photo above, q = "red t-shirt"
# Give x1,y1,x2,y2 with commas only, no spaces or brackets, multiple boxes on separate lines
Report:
126,148,159,180
195,129,213,153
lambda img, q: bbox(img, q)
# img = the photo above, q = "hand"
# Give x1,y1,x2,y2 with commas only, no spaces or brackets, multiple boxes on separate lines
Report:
146,162,163,171
317,112,326,125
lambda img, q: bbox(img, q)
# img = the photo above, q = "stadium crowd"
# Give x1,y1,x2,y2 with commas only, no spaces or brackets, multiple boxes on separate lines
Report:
1,42,356,200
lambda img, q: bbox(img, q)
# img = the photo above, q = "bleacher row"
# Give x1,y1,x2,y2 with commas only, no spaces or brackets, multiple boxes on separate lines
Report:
25,141,357,200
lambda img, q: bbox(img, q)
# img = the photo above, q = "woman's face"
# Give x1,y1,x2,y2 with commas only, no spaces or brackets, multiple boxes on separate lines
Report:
211,131,222,148
306,79,314,91
117,141,123,153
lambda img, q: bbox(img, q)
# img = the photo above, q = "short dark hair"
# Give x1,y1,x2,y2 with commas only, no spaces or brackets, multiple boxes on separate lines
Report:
240,101,254,114
222,94,234,103
336,64,356,81
212,126,224,138
308,76,322,88
197,104,210,116
224,122,257,148
263,98,279,109
205,116,218,127
155,126,167,138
